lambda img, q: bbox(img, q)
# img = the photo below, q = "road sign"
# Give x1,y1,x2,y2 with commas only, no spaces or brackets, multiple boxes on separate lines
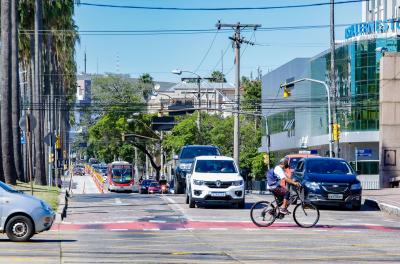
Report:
356,148,372,157
20,133,26,145
19,115,37,132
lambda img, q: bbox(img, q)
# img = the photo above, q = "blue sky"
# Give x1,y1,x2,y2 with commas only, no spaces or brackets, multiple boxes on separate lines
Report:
74,0,362,83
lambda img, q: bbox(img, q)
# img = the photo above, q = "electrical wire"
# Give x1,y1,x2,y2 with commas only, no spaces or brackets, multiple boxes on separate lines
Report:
193,30,219,73
76,0,367,11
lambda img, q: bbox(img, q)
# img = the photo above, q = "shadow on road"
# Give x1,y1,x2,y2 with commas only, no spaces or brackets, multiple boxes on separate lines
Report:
0,239,77,243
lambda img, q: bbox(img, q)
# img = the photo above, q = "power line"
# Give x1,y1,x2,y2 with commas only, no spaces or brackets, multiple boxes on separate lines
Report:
77,0,367,11
193,30,219,73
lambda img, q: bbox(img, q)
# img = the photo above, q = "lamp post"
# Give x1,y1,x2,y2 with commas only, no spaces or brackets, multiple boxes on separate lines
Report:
172,69,202,132
280,78,333,158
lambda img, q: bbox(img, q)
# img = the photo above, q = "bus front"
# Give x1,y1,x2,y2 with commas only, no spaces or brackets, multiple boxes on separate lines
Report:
108,163,134,192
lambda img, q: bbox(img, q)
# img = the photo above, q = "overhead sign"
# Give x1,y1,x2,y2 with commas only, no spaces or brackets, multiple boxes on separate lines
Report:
345,18,400,39
151,116,176,131
356,148,372,157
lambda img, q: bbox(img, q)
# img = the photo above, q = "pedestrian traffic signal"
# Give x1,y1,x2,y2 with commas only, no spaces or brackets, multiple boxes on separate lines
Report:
332,123,341,141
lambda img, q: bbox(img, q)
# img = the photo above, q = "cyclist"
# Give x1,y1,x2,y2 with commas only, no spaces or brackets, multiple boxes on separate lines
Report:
267,158,300,215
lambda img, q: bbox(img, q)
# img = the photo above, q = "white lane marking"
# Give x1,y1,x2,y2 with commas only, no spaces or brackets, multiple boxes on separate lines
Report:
162,196,193,221
276,229,294,231
115,198,122,204
313,229,328,232
209,228,228,231
62,222,72,224
343,230,361,233
143,228,161,231
111,229,128,231
384,219,397,223
244,228,259,231
364,224,382,226
149,220,167,223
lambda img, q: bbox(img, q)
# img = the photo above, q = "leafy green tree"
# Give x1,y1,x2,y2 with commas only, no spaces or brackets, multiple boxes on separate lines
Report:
210,71,225,83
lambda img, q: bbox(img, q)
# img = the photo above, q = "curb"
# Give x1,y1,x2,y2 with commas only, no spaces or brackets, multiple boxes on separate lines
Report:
364,198,400,217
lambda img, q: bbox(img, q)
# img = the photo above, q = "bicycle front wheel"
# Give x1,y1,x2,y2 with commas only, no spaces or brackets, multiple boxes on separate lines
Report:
250,201,277,227
293,202,320,228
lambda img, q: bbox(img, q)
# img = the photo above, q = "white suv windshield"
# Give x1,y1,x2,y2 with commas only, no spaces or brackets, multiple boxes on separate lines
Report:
195,160,237,173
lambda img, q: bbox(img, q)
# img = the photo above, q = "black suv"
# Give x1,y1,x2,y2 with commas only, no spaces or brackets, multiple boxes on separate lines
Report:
173,145,220,194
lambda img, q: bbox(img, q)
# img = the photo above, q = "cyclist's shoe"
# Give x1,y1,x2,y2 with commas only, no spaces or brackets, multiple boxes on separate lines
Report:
280,208,290,215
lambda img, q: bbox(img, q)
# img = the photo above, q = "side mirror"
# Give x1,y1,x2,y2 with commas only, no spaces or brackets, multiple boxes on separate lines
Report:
173,155,179,160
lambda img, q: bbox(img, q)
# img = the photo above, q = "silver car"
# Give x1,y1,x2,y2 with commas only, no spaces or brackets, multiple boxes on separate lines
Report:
0,181,55,242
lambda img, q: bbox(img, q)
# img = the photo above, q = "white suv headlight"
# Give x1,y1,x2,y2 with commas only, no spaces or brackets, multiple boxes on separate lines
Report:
193,179,204,186
232,180,244,186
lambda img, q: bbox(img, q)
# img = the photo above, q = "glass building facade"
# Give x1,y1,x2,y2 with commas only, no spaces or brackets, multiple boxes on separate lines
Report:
267,37,400,136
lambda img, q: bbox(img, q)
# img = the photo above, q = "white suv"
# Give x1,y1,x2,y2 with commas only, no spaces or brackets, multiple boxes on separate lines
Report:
186,156,245,209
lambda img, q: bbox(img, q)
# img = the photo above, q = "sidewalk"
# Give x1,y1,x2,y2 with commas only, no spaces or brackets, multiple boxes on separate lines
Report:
364,188,400,217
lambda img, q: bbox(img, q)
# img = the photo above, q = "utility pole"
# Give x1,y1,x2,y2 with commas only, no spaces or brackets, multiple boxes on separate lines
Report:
197,78,201,131
216,21,261,164
330,0,339,157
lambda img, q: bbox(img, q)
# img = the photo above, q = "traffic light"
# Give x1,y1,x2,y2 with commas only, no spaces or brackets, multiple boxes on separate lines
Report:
332,123,341,141
283,87,291,98
55,135,61,150
282,77,295,98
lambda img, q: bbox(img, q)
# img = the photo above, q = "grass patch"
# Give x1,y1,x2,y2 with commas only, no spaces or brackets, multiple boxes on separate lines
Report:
14,182,60,211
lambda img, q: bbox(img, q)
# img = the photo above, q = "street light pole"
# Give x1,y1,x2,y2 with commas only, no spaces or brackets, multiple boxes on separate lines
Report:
280,78,333,157
172,69,202,132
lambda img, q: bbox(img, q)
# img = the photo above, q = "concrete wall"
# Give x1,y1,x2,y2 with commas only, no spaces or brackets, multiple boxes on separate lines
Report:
379,52,400,187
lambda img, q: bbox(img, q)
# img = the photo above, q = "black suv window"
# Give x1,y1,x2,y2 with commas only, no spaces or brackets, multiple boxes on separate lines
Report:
180,147,219,159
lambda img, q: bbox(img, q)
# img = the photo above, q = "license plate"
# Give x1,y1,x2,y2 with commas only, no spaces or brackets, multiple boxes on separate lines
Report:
211,192,226,197
328,194,343,200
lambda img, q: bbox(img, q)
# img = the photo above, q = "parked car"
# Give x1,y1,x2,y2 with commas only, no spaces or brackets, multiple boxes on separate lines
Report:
148,182,161,194
139,180,153,194
186,156,245,209
285,153,320,174
0,181,55,242
173,145,221,194
292,157,362,210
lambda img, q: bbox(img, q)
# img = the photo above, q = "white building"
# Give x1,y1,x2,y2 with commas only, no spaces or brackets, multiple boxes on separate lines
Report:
148,80,236,117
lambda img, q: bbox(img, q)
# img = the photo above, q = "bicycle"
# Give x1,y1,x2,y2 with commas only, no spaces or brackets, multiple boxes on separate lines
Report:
250,185,320,228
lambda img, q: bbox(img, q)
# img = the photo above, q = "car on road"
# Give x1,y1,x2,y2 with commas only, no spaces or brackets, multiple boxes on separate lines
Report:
0,181,55,242
173,145,221,194
292,157,362,210
186,156,245,209
148,182,161,194
139,179,153,194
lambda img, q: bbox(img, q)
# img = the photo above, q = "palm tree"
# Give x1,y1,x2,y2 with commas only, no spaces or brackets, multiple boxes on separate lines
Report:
12,0,25,182
138,73,154,101
2,0,18,185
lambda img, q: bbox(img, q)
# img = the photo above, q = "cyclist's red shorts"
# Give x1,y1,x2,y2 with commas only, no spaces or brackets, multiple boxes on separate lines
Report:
271,186,290,200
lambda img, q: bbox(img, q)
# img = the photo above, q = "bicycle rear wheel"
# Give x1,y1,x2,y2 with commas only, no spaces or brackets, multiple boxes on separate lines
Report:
293,202,320,228
250,201,277,227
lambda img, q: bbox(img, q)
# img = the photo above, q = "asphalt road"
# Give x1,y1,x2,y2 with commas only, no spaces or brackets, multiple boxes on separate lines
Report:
1,192,400,263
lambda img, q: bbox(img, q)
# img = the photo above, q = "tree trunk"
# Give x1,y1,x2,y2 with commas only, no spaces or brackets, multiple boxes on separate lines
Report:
33,0,46,185
11,0,25,182
132,142,161,181
1,0,18,185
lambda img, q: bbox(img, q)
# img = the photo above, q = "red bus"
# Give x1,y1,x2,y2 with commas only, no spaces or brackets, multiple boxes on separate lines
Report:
106,161,134,192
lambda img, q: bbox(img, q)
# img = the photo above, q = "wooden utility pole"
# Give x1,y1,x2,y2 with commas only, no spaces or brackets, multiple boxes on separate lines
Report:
216,21,261,164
